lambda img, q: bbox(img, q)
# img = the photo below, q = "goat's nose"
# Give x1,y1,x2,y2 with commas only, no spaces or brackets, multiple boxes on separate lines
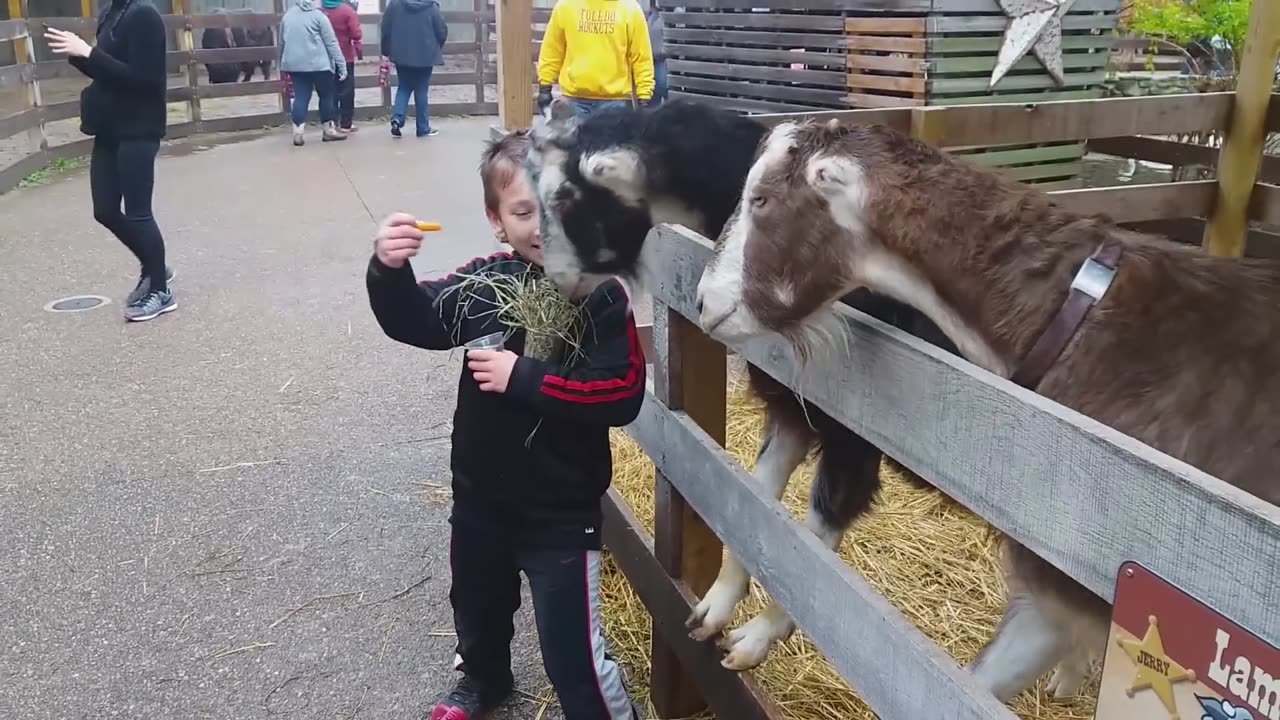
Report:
695,294,705,316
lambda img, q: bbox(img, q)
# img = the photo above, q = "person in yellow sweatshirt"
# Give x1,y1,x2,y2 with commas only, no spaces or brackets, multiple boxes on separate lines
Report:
536,0,655,117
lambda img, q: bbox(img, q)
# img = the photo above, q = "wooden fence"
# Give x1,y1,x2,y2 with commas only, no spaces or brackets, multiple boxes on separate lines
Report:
607,94,1280,720
0,0,500,193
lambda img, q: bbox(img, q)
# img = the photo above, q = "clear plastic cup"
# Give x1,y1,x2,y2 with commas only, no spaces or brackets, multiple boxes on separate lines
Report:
464,331,505,351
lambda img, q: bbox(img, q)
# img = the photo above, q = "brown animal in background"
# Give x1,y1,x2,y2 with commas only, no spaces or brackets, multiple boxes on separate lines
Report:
694,118,1280,701
233,26,274,81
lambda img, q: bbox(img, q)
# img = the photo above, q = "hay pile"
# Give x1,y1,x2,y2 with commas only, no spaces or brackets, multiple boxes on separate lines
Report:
601,373,1101,720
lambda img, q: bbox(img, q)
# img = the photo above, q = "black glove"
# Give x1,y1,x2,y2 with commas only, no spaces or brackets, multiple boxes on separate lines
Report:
645,95,661,108
537,84,553,113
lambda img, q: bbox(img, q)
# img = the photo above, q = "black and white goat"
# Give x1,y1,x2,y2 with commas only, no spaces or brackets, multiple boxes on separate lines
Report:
525,97,962,674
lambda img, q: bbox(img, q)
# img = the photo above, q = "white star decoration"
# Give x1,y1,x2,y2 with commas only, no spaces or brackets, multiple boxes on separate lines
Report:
990,0,1078,89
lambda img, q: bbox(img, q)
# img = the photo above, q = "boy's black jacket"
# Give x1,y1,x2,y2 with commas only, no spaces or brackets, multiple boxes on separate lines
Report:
366,251,645,549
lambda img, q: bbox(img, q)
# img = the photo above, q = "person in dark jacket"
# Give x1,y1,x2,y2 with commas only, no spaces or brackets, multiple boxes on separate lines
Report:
379,0,447,137
46,0,177,322
366,131,644,720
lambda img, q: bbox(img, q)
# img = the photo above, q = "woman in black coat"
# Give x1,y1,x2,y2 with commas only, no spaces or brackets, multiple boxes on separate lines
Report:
46,0,177,322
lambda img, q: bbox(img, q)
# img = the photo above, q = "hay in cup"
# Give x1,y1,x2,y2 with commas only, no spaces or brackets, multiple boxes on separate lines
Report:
438,268,587,362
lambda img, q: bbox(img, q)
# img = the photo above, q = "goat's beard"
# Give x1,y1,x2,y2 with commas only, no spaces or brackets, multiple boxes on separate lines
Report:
773,308,850,434
785,308,850,379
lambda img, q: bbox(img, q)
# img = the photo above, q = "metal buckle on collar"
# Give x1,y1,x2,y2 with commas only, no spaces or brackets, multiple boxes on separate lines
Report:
1071,257,1116,304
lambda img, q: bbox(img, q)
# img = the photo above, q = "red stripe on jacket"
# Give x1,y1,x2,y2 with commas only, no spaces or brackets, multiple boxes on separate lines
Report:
539,313,644,403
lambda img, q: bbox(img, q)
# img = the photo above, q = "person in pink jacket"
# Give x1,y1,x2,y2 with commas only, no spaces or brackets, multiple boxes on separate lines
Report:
321,0,363,133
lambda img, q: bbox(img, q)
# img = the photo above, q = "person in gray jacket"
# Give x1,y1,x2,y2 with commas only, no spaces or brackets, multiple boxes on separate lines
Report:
380,0,448,137
279,0,348,145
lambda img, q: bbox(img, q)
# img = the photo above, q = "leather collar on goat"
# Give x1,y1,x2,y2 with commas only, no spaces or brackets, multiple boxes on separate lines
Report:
1011,237,1125,390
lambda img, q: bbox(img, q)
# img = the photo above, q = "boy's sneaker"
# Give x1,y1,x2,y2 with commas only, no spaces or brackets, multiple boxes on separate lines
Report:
417,128,439,138
391,119,403,138
126,266,176,306
123,289,176,322
428,676,510,720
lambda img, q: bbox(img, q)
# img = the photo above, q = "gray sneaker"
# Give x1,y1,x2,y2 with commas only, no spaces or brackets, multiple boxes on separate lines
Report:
124,289,176,322
126,266,176,306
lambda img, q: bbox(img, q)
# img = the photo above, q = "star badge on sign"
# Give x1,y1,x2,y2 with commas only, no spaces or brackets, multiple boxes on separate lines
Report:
1118,614,1197,715
990,0,1078,88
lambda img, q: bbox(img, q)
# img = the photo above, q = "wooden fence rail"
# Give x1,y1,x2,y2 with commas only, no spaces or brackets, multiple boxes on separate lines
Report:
748,96,1280,235
616,222,1280,720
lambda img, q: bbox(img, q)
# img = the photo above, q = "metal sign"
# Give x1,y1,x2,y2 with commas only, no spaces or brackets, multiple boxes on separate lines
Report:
1095,562,1279,720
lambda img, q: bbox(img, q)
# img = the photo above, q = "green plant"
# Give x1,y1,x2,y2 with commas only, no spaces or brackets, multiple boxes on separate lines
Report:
1127,0,1252,69
17,155,84,188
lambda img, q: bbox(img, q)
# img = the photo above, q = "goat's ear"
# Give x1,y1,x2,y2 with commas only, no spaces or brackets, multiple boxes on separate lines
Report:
806,156,852,196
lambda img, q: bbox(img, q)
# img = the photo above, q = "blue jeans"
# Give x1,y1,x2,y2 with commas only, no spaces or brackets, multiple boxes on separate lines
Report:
653,60,668,104
568,98,630,118
289,70,337,126
392,65,434,135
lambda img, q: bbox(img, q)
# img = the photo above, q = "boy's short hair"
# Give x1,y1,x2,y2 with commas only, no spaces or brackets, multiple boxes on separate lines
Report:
479,128,532,214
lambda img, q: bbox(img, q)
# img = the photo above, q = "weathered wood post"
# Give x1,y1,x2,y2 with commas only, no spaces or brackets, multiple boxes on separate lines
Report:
472,0,486,109
1203,0,1280,257
649,300,727,717
494,0,531,130
172,0,201,132
276,0,289,116
377,0,391,111
12,0,46,159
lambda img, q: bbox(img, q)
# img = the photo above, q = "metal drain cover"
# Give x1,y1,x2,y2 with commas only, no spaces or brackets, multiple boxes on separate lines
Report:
44,295,111,313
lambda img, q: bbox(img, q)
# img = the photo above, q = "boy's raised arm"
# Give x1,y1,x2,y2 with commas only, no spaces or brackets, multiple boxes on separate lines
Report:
366,257,459,351
507,281,646,427
365,214,493,351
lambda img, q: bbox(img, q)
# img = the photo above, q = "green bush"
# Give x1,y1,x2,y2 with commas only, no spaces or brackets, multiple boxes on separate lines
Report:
1127,0,1251,60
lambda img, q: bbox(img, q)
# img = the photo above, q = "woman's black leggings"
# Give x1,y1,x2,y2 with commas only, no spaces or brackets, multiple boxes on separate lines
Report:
91,136,167,293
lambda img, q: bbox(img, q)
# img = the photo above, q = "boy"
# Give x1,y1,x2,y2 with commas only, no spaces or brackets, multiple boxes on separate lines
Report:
536,0,655,117
366,130,646,720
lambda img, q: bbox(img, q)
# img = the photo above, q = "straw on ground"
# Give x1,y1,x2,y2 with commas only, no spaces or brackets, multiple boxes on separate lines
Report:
601,372,1101,720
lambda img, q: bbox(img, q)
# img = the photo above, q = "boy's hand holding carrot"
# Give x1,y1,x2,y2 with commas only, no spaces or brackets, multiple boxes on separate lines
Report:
374,214,441,268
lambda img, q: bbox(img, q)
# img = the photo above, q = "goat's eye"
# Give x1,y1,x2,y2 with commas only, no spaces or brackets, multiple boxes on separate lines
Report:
751,195,767,209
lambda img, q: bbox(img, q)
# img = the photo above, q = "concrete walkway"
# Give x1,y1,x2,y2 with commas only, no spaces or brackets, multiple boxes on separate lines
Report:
0,118,574,719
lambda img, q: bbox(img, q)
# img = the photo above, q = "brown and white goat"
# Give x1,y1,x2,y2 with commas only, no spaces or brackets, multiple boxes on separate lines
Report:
695,118,1280,700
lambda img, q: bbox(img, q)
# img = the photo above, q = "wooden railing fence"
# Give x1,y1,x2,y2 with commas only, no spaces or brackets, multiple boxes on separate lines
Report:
607,92,1280,720
0,1,501,193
